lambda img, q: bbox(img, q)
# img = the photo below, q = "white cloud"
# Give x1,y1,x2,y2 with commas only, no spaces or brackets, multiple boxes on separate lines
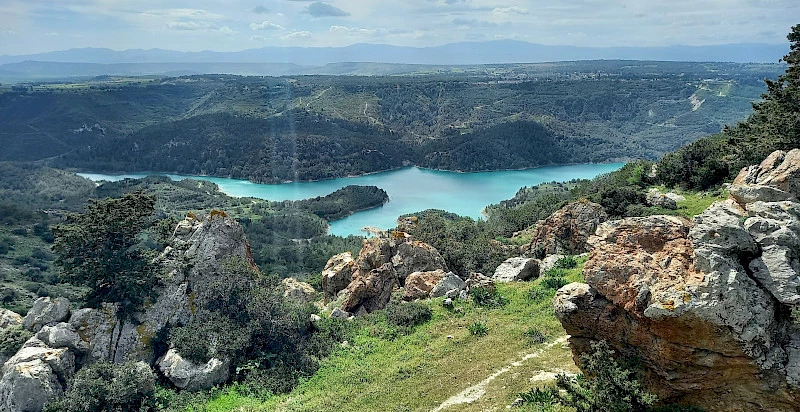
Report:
44,31,59,36
167,21,216,31
250,21,285,31
142,8,224,20
283,30,312,39
493,6,528,15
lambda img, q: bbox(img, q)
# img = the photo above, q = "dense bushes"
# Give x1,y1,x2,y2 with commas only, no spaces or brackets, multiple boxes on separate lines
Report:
44,361,156,412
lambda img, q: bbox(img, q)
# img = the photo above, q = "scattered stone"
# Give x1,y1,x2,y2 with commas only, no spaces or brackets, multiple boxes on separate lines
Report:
330,308,350,320
442,298,454,308
646,188,678,209
493,257,540,282
310,314,322,323
431,272,466,298
157,349,230,392
35,322,89,353
465,272,495,294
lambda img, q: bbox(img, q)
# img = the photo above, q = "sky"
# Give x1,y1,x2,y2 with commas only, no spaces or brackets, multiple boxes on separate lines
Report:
0,0,797,55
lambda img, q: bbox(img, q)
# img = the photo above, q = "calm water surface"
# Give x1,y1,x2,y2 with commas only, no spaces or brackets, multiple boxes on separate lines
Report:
79,164,623,237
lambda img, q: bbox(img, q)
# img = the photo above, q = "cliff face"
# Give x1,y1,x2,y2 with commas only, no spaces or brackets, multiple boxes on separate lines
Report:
0,214,258,411
555,149,800,411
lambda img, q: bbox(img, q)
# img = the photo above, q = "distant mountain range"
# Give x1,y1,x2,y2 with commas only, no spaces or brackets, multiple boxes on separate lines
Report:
0,40,789,81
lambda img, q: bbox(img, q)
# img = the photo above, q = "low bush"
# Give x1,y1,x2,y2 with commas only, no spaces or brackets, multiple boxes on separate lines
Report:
385,301,433,330
527,285,552,302
0,325,31,358
542,276,568,290
519,386,559,407
554,255,578,269
470,287,508,308
468,321,489,336
523,327,548,344
44,361,156,412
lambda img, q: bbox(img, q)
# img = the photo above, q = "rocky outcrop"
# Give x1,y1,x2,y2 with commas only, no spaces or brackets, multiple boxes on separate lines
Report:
525,200,608,258
402,270,447,301
0,213,263,410
465,272,494,294
280,278,317,303
22,297,70,333
331,234,448,314
341,263,398,315
321,252,355,300
493,257,540,282
157,349,230,392
0,338,75,412
555,150,800,411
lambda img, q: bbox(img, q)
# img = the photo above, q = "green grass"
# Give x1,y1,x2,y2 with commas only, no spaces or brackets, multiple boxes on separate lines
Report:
191,263,586,411
673,189,729,218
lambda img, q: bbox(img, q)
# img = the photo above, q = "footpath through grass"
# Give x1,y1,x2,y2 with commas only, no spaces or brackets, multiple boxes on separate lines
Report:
195,262,585,412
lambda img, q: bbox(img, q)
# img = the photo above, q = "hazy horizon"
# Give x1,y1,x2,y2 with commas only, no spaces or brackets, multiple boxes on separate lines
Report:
0,0,797,56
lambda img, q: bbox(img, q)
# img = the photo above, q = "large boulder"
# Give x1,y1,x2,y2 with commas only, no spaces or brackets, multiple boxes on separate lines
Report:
321,252,355,300
392,241,449,281
493,257,540,282
35,323,88,353
157,349,230,392
402,270,447,301
0,338,75,412
555,152,800,410
22,297,70,333
525,200,608,258
341,263,398,315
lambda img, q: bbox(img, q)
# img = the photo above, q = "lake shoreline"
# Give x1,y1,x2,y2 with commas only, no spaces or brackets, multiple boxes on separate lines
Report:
71,161,624,186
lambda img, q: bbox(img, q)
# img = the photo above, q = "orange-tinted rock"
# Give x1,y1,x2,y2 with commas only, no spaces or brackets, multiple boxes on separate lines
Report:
341,263,398,314
402,269,446,301
525,200,608,258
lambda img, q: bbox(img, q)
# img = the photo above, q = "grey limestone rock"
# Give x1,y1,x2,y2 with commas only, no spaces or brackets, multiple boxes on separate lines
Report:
493,257,540,282
157,349,230,392
22,297,70,333
430,272,466,298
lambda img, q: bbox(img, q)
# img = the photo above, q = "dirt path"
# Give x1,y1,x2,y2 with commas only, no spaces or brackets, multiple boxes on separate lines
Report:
431,336,569,412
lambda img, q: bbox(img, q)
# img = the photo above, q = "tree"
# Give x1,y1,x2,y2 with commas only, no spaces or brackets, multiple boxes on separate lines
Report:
51,191,158,316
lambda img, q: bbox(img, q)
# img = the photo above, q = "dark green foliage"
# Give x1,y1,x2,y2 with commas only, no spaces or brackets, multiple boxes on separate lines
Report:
519,386,559,407
470,287,508,308
555,340,657,412
43,361,156,412
527,285,552,302
0,325,32,358
0,162,96,212
51,191,159,317
467,321,489,336
167,258,347,394
542,276,568,290
657,25,800,190
403,210,517,276
555,255,579,269
289,185,388,221
385,301,433,331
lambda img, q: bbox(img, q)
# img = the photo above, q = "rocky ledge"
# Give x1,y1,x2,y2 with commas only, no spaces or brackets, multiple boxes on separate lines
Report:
555,149,800,411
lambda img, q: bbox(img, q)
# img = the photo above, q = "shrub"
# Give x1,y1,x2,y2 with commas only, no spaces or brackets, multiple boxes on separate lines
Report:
542,276,568,290
555,255,578,269
385,301,432,330
527,285,552,302
468,321,489,336
43,361,156,412
0,325,32,358
470,287,508,308
519,386,559,407
555,340,657,412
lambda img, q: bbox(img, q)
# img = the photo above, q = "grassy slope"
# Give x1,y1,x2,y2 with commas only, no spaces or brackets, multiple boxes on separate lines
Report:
197,264,586,411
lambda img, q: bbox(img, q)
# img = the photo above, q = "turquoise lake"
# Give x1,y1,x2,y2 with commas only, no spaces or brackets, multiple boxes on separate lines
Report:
78,163,623,237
